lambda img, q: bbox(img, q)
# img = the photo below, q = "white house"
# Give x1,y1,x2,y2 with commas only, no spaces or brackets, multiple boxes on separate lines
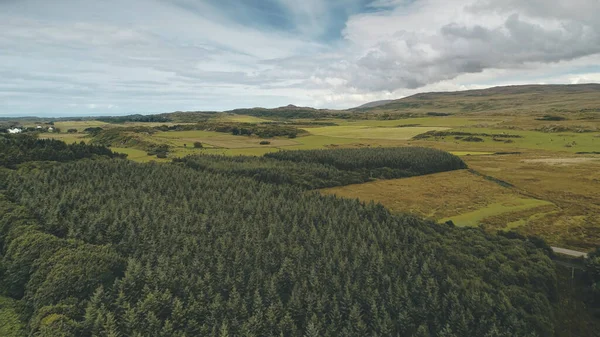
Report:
48,127,55,132
8,128,22,134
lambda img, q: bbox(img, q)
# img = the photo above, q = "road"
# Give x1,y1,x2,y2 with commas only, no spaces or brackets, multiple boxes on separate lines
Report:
551,247,588,258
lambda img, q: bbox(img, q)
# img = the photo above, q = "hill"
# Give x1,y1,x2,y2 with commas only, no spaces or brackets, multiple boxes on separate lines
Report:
356,84,600,115
353,100,394,109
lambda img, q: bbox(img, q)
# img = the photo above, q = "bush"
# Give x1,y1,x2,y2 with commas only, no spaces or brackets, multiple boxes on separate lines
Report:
67,129,78,134
193,142,203,148
536,115,567,121
260,140,271,145
463,136,484,142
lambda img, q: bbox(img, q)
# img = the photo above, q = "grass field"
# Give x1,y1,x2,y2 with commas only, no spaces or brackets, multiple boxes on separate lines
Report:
303,125,449,140
216,114,272,123
439,198,553,227
464,153,600,250
40,133,90,143
54,120,108,131
432,127,600,153
320,170,551,226
333,117,503,128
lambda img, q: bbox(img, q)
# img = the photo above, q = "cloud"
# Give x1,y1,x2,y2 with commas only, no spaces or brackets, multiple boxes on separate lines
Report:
316,0,600,93
1,0,600,116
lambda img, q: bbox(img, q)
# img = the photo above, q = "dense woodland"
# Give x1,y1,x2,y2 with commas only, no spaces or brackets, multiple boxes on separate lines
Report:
176,147,466,189
586,248,600,307
0,134,126,169
175,155,367,189
0,137,560,337
265,147,467,175
95,114,172,124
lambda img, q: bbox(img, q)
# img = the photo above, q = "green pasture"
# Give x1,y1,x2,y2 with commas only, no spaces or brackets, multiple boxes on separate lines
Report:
442,127,600,153
440,198,554,227
54,120,109,131
216,114,272,123
335,117,502,128
303,125,449,140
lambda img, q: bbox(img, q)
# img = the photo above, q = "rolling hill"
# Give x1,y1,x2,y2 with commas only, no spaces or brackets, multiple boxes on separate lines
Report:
355,84,600,115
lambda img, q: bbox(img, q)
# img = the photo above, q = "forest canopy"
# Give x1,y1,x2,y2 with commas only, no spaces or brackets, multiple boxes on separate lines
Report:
0,134,126,169
0,154,557,336
176,147,467,189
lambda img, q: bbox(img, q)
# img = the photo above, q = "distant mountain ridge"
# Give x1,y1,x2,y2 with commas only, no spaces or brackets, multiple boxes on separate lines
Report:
354,83,600,114
354,100,394,109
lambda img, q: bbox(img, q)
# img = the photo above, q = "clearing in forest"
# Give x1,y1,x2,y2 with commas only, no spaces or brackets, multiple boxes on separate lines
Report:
320,169,554,228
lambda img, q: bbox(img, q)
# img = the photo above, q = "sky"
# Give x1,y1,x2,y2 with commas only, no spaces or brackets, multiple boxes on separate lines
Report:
2,0,600,116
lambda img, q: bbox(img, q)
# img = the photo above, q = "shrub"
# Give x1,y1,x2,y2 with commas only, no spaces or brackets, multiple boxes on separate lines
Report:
193,142,203,148
463,136,484,142
260,141,271,145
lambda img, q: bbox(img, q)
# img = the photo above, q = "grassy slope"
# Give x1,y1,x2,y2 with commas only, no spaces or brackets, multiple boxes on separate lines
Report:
361,84,600,115
320,169,552,223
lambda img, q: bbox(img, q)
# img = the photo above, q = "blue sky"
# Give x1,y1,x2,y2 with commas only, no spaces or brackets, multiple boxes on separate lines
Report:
2,0,600,116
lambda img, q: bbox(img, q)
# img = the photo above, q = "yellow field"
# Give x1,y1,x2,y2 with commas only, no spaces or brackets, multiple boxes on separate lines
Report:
320,170,551,224
216,114,271,123
53,121,108,131
39,133,89,144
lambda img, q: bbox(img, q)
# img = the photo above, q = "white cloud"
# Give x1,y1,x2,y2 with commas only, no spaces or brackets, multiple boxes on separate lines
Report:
1,0,599,115
318,0,600,94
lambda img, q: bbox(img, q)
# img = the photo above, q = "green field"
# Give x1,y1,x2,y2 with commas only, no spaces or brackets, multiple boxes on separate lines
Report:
54,120,109,131
334,117,502,128
440,198,554,227
303,125,449,140
40,133,90,144
216,114,272,123
438,127,600,153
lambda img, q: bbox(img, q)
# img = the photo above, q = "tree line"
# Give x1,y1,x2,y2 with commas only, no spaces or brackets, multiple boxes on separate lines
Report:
0,134,126,169
176,147,467,190
264,147,467,175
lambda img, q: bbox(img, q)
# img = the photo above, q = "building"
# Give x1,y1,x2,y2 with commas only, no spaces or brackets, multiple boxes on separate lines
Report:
8,128,22,134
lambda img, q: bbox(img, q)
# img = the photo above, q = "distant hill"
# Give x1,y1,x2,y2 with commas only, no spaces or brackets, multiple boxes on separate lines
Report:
353,100,394,109
356,84,600,115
